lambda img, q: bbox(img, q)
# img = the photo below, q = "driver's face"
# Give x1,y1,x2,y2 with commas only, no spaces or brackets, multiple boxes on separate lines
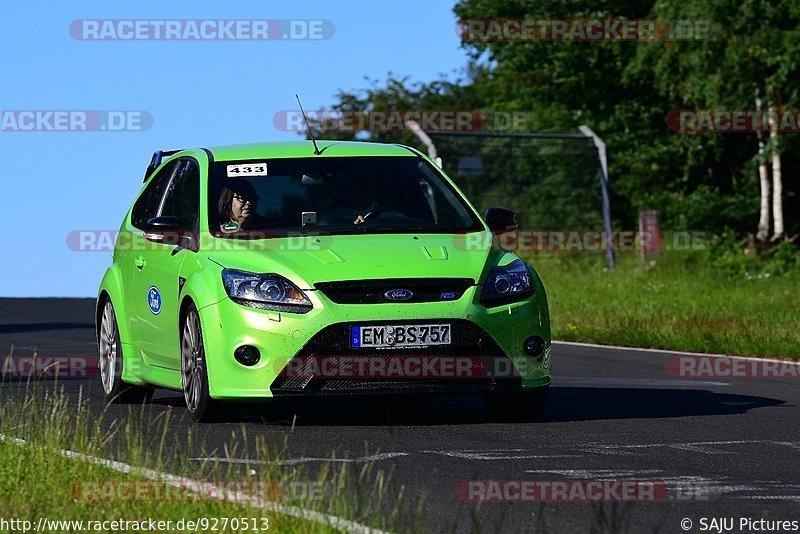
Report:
232,193,255,225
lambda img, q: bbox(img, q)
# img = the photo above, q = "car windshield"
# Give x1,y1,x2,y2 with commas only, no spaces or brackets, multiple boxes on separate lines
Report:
209,155,483,236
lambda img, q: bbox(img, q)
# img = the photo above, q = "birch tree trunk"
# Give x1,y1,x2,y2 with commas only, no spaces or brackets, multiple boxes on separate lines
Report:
768,102,784,240
755,96,770,242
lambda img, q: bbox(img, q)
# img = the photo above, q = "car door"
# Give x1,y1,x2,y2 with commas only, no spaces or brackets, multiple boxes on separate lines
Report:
134,158,200,369
123,159,179,347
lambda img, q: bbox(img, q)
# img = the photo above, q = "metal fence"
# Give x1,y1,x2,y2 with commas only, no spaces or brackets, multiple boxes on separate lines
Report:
413,130,614,268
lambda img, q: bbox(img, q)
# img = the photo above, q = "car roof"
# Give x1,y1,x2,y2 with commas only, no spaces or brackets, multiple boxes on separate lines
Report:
205,140,416,161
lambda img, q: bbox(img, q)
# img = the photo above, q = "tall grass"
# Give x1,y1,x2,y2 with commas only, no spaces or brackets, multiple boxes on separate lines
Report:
0,383,421,533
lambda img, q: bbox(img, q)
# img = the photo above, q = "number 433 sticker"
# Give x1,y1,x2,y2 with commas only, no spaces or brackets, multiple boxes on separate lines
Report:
227,163,268,177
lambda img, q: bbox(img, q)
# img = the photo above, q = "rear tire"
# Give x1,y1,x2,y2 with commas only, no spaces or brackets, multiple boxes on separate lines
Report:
98,299,154,404
181,304,219,422
485,387,548,422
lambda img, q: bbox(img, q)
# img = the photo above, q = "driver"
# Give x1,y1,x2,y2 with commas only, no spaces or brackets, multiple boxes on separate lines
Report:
330,175,402,224
218,179,262,233
347,175,378,224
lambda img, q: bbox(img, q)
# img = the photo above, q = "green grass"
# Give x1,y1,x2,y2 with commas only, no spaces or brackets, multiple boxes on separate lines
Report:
530,251,800,357
0,383,421,533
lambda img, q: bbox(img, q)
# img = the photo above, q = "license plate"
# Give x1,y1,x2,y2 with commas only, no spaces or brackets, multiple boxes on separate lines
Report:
350,324,451,349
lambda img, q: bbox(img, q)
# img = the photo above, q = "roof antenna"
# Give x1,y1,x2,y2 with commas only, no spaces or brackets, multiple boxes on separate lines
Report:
295,94,321,155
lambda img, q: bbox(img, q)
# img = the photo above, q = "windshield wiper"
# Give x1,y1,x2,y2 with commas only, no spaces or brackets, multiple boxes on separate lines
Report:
327,225,427,235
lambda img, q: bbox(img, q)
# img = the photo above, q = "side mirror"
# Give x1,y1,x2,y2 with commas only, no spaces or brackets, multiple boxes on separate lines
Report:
484,207,518,233
144,216,186,245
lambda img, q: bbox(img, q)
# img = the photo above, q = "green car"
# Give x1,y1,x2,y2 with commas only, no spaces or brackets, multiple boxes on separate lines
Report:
96,141,551,421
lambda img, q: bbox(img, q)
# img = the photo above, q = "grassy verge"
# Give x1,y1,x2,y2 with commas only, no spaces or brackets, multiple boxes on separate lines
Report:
0,384,420,533
529,251,800,357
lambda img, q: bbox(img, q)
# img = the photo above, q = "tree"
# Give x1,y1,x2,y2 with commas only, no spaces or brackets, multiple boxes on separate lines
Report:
755,94,770,242
315,0,800,238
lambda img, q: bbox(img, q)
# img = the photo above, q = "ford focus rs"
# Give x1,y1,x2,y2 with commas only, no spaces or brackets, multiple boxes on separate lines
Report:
96,141,551,421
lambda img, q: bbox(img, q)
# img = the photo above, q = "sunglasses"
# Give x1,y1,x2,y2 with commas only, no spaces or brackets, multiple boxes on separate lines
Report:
233,193,258,205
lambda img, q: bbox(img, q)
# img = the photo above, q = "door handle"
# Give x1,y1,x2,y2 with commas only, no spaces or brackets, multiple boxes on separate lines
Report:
134,257,145,270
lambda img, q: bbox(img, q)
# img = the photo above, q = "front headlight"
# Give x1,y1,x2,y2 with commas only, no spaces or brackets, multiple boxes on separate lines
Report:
480,259,535,306
222,269,312,313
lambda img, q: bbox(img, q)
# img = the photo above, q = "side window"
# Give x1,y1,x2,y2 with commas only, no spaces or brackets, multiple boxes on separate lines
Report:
159,159,200,229
131,161,178,230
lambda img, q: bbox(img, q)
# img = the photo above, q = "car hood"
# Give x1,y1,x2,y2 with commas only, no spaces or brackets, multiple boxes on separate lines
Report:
207,232,502,289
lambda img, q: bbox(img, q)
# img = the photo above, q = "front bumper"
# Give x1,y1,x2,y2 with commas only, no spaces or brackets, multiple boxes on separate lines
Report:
197,286,551,400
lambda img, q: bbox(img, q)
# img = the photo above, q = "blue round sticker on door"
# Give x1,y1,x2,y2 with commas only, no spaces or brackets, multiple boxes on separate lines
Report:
147,286,162,315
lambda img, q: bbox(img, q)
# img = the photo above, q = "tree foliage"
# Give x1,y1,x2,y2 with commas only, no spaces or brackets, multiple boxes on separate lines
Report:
317,0,800,235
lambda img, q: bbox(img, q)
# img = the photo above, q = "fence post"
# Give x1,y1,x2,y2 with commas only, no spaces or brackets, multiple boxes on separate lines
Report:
406,120,442,167
579,125,615,270
639,210,662,264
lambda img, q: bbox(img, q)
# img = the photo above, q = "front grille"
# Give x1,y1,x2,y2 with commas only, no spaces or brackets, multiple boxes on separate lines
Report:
270,319,521,396
314,379,515,395
314,278,475,304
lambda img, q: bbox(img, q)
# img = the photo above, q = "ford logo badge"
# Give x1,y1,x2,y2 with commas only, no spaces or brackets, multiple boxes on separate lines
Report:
384,289,413,301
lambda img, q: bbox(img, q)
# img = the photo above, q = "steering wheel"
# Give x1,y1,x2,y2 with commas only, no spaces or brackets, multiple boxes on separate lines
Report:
364,206,407,219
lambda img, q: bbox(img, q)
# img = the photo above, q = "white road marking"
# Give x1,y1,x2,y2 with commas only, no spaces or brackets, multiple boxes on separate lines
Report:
191,452,409,466
663,443,734,454
592,440,799,450
577,440,800,457
0,433,387,534
624,473,757,497
574,445,637,456
741,495,800,501
421,449,581,460
670,440,763,445
525,469,661,478
419,440,800,461
553,340,800,364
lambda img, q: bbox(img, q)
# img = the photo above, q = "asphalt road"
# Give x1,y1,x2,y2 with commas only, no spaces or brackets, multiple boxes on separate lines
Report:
1,297,799,533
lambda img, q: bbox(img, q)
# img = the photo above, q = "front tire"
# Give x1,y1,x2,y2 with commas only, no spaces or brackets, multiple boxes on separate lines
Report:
181,304,218,422
98,299,153,404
